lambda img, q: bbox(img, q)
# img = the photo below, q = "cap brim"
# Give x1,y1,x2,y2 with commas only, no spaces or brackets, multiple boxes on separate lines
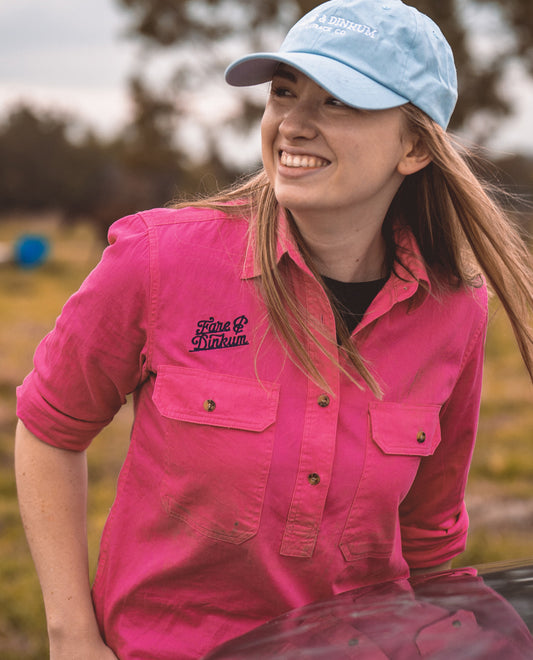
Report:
225,52,409,111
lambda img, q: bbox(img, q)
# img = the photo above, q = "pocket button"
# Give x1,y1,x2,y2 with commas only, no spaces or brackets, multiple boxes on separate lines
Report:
203,399,216,412
417,430,426,443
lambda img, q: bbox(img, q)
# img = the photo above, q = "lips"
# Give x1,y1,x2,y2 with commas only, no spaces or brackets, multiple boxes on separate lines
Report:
280,150,330,169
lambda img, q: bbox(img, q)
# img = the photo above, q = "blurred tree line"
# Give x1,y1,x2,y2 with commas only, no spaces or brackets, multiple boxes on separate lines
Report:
0,76,235,239
1,0,532,238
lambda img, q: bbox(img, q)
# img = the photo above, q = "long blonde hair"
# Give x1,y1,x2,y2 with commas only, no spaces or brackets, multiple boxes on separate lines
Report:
174,103,533,394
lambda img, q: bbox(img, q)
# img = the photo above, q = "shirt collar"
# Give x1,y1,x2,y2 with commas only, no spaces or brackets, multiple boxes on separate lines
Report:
241,209,431,306
241,208,312,280
390,222,432,306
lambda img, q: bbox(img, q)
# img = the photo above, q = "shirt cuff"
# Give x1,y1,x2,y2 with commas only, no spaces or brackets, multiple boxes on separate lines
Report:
401,504,469,569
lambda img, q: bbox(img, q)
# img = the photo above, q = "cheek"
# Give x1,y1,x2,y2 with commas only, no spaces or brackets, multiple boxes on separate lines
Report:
355,137,406,180
260,113,277,177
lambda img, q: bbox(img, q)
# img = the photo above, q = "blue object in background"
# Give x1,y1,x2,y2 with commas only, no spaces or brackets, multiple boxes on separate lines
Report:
13,235,50,268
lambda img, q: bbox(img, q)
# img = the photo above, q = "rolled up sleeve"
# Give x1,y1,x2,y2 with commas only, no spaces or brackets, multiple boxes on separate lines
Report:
400,290,488,569
16,213,153,451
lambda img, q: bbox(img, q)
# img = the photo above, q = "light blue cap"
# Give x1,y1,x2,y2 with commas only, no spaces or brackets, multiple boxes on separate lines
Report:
225,0,457,129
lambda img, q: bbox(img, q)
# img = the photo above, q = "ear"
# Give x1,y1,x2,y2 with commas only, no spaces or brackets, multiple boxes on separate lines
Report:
397,137,432,176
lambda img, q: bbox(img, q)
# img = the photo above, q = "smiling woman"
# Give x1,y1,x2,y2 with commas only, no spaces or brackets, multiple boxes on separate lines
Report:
260,66,430,282
14,1,533,659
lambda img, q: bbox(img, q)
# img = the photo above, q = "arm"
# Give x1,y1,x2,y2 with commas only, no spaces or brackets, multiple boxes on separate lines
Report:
15,214,151,656
15,420,118,659
400,289,488,572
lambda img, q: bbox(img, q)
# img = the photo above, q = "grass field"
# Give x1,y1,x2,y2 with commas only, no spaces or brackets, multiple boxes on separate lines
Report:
0,214,532,658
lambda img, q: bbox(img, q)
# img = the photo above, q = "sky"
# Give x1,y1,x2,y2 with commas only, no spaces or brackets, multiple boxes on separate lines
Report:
1,0,533,158
0,0,138,136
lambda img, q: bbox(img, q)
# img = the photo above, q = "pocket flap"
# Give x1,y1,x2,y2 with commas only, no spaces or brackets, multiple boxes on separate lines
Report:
369,402,441,456
154,365,279,432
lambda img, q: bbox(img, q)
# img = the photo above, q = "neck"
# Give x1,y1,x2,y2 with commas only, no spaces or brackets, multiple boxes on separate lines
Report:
290,209,387,282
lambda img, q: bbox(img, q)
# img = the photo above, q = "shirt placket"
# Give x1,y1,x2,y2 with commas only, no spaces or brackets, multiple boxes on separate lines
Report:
280,274,340,558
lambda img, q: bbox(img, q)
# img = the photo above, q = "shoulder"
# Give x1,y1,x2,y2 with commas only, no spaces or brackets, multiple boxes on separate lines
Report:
458,276,489,349
110,206,248,249
105,207,251,287
136,206,224,224
428,275,489,355
446,275,488,321
105,205,249,260
135,205,248,230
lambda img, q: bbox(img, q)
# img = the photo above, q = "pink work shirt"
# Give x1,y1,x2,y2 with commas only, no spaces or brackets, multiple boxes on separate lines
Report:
17,207,488,659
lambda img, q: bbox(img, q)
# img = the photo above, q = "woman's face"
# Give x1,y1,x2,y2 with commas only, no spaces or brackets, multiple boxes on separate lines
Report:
261,66,421,228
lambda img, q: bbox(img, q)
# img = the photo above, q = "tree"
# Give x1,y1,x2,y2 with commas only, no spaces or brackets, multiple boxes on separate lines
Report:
0,94,239,237
0,101,176,236
0,105,111,217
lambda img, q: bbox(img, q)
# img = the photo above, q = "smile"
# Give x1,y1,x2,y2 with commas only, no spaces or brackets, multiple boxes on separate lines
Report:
280,151,330,169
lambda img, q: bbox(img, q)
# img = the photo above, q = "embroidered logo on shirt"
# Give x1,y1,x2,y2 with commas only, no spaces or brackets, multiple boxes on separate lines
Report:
190,315,249,352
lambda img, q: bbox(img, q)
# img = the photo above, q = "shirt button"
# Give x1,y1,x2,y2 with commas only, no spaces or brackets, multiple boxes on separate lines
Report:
203,399,216,412
417,431,426,443
308,473,321,486
317,394,330,408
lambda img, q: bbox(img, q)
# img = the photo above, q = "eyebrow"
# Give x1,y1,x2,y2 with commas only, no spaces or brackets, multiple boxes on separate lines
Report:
272,65,298,83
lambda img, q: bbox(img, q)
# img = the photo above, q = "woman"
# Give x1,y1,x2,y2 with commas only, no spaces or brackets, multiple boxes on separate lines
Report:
15,1,533,659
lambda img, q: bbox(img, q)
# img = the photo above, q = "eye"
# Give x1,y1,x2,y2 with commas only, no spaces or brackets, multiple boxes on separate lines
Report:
270,84,293,99
325,96,348,108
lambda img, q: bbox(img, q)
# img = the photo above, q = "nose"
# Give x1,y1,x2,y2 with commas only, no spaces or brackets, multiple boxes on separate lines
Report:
279,100,319,141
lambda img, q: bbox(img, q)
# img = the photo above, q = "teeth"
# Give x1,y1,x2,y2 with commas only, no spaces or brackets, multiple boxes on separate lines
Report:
280,151,328,168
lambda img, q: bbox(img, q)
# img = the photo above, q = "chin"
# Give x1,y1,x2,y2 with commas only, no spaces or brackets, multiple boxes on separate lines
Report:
274,189,317,213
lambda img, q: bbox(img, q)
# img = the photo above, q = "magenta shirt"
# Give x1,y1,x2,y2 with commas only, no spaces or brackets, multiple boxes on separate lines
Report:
17,207,488,659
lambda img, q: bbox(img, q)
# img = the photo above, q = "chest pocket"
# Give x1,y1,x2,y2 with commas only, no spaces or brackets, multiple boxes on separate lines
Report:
369,401,442,457
339,402,442,562
154,365,279,544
